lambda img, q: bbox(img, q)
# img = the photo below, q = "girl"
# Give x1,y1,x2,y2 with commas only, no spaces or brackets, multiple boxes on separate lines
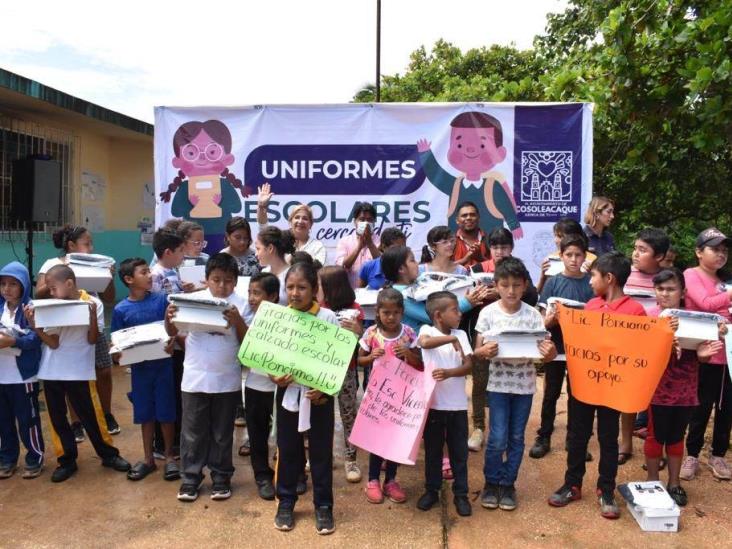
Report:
318,266,364,484
419,226,469,275
36,225,119,438
358,227,406,290
582,196,616,256
178,221,210,266
255,227,295,305
220,217,261,277
357,288,421,504
681,228,732,481
381,246,487,332
271,263,338,535
257,183,327,264
646,268,723,505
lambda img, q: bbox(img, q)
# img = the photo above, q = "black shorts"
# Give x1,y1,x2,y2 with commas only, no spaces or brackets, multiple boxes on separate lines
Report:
648,404,693,445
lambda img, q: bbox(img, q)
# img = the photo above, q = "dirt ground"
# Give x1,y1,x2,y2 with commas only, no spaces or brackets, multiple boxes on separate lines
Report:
1,367,730,548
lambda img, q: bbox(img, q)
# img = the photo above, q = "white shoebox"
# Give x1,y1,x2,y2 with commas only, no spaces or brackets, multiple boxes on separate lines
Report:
168,292,230,334
626,502,680,532
545,256,564,276
0,327,23,356
110,322,170,366
67,253,114,293
355,288,379,320
178,264,207,289
660,309,722,350
235,277,250,298
32,299,90,328
619,481,680,532
624,288,657,312
481,329,549,360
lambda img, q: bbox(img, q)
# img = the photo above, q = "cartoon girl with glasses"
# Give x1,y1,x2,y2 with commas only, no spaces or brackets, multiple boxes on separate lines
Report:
160,120,249,252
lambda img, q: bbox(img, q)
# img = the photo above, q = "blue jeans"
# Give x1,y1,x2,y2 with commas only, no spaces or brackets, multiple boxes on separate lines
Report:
484,391,533,486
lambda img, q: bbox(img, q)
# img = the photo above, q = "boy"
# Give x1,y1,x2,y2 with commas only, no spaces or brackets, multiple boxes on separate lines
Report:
166,253,247,502
29,265,130,482
0,262,44,479
474,258,557,511
111,258,179,482
452,201,489,267
537,218,597,293
242,272,280,500
530,235,594,459
416,291,474,517
548,251,645,519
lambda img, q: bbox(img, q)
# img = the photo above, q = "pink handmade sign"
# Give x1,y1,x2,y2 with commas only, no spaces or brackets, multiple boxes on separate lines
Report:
349,355,436,465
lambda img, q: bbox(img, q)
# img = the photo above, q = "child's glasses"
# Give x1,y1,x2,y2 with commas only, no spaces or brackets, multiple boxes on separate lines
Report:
188,239,207,248
181,142,224,162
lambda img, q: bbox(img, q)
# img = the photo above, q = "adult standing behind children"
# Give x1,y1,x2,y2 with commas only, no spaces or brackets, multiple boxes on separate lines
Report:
680,228,732,481
335,202,381,288
36,224,121,439
452,202,489,268
582,197,616,256
257,183,327,265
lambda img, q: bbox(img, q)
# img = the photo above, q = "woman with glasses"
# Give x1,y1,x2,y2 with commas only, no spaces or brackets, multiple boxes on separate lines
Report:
583,197,616,256
419,226,469,275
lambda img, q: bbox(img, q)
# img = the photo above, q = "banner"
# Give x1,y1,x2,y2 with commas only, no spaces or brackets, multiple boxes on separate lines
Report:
237,301,357,395
349,355,436,465
154,103,593,280
557,304,674,413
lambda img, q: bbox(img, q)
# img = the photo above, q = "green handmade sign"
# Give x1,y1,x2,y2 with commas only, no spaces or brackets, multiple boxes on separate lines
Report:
237,301,357,395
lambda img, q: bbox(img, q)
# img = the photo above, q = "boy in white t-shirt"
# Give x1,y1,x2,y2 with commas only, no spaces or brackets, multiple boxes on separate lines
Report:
165,254,247,503
416,291,474,518
28,265,130,482
474,257,557,512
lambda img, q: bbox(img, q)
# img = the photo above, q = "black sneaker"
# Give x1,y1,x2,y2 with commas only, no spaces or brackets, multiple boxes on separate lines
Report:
454,495,472,516
597,489,620,519
105,413,121,435
274,505,294,531
480,482,500,509
51,463,78,483
211,482,232,500
315,506,335,535
416,490,440,511
102,455,131,472
498,484,517,511
256,479,275,501
177,483,199,502
548,484,581,507
71,422,85,443
296,475,308,495
667,484,687,507
529,436,550,459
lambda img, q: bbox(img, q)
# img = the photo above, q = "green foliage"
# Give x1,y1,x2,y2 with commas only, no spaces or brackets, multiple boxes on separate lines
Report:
355,0,732,267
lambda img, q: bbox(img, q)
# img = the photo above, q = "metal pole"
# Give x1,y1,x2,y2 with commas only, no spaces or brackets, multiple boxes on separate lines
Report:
376,0,381,102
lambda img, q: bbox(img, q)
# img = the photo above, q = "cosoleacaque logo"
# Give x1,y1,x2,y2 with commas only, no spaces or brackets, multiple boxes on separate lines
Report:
245,144,426,195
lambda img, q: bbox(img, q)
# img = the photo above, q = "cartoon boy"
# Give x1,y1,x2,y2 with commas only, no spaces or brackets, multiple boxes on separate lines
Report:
160,120,249,252
417,112,522,239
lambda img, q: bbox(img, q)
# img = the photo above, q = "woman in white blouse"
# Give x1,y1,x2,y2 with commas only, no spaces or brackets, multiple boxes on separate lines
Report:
256,183,327,265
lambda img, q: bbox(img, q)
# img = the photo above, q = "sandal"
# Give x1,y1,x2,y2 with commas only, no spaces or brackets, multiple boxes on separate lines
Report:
238,442,251,457
127,461,157,481
163,461,180,481
617,452,633,465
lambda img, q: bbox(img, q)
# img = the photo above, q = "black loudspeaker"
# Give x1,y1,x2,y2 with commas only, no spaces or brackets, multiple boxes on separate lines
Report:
11,158,62,223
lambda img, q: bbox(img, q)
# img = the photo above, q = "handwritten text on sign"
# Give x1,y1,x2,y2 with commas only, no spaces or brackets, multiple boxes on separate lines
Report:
237,301,357,395
349,355,436,465
557,304,674,413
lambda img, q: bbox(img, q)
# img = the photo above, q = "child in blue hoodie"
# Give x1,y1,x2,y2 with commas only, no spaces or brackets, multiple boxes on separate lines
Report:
0,262,44,479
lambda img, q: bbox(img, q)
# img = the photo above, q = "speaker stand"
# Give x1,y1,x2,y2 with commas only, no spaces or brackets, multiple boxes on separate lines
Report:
25,224,35,288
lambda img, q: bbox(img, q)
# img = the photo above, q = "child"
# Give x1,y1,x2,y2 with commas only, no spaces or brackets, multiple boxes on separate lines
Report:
178,221,210,266
474,258,557,511
318,266,364,484
220,216,261,276
659,245,678,269
358,227,406,290
645,268,724,505
419,226,469,275
358,288,421,504
548,251,645,519
29,265,130,482
416,291,474,517
255,226,295,305
536,218,597,293
241,272,280,500
681,228,732,481
380,245,486,332
166,253,247,502
530,235,594,460
36,224,120,438
0,262,44,479
618,228,670,465
150,228,192,295
111,258,179,482
272,263,338,535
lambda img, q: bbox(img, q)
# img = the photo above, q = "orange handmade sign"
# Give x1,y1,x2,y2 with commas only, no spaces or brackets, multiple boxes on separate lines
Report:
557,304,674,413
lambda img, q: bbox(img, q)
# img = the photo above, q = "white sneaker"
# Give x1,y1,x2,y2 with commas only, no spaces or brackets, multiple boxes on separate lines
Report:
345,460,362,483
468,429,484,452
680,455,699,481
708,456,732,480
